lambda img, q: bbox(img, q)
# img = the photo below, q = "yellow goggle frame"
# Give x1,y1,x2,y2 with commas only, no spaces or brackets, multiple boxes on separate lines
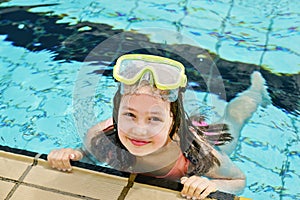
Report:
113,54,187,90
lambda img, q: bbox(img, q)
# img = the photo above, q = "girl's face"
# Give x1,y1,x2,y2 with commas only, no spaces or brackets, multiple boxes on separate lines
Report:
117,87,173,157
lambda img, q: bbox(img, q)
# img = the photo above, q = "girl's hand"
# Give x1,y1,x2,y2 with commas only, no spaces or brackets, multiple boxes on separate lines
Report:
47,148,83,172
180,176,217,199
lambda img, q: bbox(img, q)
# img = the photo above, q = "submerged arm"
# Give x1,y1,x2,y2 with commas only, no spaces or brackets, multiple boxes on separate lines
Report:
204,149,246,194
84,117,113,152
47,118,113,171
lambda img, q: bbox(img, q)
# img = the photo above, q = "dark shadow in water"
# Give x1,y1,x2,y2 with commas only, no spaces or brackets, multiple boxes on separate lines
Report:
0,4,299,115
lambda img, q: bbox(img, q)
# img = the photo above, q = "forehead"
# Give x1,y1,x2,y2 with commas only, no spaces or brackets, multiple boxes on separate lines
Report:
120,92,171,112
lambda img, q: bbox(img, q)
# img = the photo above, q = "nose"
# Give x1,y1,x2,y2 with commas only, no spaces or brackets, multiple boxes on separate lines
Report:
131,125,148,137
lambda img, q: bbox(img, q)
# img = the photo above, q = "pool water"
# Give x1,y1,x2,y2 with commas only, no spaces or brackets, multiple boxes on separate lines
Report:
0,1,299,200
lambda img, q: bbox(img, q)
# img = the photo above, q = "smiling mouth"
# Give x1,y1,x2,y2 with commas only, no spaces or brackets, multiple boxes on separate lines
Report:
129,138,151,146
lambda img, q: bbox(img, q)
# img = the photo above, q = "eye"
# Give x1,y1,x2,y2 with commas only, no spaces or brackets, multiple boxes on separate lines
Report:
123,112,135,118
149,116,163,122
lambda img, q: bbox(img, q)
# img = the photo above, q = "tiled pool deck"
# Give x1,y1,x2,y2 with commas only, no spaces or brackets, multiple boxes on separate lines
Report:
0,150,251,200
0,150,181,200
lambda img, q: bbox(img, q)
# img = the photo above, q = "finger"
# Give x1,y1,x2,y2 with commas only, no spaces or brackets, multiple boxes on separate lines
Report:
62,148,80,170
70,153,75,160
181,176,199,198
47,150,57,168
50,150,63,169
193,177,212,199
199,184,217,199
181,177,191,196
193,183,208,199
181,176,196,195
54,149,66,171
70,150,83,161
60,151,72,171
188,180,203,199
180,177,189,198
52,148,72,171
193,178,216,200
180,176,188,184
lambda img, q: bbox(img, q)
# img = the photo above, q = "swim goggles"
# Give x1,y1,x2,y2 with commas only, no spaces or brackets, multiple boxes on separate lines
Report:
113,54,187,90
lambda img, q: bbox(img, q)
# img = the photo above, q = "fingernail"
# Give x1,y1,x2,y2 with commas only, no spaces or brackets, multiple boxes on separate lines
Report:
181,194,186,198
187,196,191,200
67,168,72,172
180,177,188,183
58,168,61,171
70,154,75,159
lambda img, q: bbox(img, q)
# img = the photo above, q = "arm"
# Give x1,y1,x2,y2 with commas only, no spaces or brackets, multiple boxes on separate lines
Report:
205,149,246,194
84,117,113,151
47,118,113,171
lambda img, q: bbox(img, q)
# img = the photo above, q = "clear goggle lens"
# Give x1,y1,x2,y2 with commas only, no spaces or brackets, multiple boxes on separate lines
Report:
113,54,187,90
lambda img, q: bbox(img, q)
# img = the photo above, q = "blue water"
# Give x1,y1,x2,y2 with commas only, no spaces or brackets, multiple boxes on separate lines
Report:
0,1,299,199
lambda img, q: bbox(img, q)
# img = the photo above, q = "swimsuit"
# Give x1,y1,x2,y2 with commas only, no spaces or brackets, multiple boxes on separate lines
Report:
155,153,190,181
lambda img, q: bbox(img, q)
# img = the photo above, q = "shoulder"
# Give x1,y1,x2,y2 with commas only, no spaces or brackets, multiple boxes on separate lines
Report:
85,118,114,149
87,118,113,135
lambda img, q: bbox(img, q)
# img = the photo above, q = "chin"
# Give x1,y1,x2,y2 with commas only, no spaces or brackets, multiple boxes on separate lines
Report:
127,146,154,157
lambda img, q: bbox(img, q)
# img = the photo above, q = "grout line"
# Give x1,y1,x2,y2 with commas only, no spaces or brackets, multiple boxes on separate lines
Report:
0,176,100,200
4,164,33,200
3,153,40,200
3,153,102,200
117,173,137,200
0,176,19,184
17,182,100,200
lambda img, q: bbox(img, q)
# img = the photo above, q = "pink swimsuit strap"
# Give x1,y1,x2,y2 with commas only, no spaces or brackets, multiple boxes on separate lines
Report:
155,153,190,181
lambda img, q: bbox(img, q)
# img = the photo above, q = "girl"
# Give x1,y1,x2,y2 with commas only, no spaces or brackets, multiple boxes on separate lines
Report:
48,54,270,199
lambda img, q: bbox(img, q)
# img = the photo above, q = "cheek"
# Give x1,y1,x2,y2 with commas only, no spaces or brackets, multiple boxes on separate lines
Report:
118,128,126,140
153,116,173,144
152,130,169,145
118,126,125,144
117,113,130,132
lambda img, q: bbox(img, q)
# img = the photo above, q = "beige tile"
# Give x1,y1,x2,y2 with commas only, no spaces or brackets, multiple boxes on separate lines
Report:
0,151,34,180
126,182,182,200
10,185,82,200
0,181,15,199
24,158,128,199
